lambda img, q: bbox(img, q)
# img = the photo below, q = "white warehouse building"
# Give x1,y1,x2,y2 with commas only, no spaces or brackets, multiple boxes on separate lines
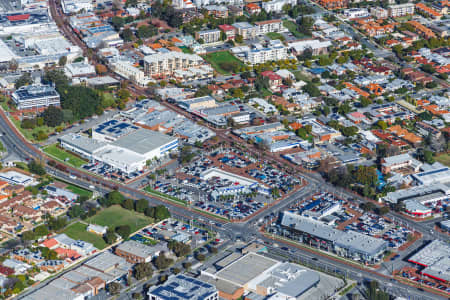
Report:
59,129,178,174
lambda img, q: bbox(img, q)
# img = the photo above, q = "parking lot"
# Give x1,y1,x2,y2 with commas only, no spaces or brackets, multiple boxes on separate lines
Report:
167,148,301,220
139,218,213,249
82,161,146,183
397,266,450,294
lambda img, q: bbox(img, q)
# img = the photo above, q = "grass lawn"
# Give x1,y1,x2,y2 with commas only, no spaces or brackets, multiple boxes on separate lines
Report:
283,20,310,39
436,154,450,167
87,205,153,233
11,118,56,143
63,222,107,249
180,46,193,54
261,88,272,98
65,183,93,198
202,51,244,75
266,32,285,41
43,144,87,168
144,186,187,205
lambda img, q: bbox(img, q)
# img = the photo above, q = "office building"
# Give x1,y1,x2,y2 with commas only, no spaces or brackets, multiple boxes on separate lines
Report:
380,153,422,174
92,120,139,142
11,84,60,110
144,52,205,78
148,274,218,300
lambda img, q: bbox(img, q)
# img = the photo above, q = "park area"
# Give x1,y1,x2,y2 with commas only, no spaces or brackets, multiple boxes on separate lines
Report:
86,205,153,233
202,51,245,75
62,222,107,249
43,144,87,168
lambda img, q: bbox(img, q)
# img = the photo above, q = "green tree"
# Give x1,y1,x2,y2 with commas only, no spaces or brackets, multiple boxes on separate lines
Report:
28,160,46,176
115,225,131,239
15,73,33,89
104,228,117,244
121,28,134,42
108,191,125,206
108,282,122,295
21,230,35,241
34,225,49,237
42,106,64,127
302,82,320,97
122,198,134,210
134,262,153,280
135,199,148,213
111,16,125,30
58,56,67,67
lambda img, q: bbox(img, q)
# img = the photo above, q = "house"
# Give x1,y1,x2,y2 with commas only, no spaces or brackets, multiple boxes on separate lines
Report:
347,111,368,124
317,0,348,9
40,238,59,250
245,3,261,14
415,3,442,19
2,259,31,274
0,265,14,276
260,71,282,90
87,224,108,236
39,260,65,272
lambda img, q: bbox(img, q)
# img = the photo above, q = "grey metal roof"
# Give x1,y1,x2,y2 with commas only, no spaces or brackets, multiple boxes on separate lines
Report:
112,129,177,155
147,274,217,300
59,133,107,155
280,212,387,257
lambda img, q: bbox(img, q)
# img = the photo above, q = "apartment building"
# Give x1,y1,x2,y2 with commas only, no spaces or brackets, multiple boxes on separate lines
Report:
11,84,60,110
317,0,348,10
261,0,296,12
143,52,205,78
195,29,221,44
415,3,442,19
111,60,148,87
388,3,414,17
246,40,288,65
408,20,436,39
380,153,422,174
232,22,257,39
370,7,388,19
254,19,284,35
218,24,236,40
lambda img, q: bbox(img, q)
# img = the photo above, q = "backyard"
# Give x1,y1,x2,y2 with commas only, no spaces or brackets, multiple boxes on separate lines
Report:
43,144,87,168
86,205,153,233
202,51,245,75
266,32,285,41
62,222,107,250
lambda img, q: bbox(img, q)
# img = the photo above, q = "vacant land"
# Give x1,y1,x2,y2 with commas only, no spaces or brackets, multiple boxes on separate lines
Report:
202,51,244,75
43,144,87,168
66,183,93,198
144,186,186,205
436,154,450,167
283,20,309,39
63,222,107,249
87,205,153,233
266,32,285,41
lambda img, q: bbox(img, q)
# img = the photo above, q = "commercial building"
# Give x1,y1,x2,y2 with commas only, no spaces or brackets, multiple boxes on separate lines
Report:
148,274,218,300
411,165,450,185
380,153,422,174
0,10,55,35
248,97,277,114
202,252,342,299
342,8,370,19
195,29,221,44
388,3,414,17
60,129,178,174
144,52,205,78
86,76,120,89
11,84,60,110
296,118,341,143
177,95,217,111
92,120,139,142
115,240,166,263
408,240,450,283
382,183,450,216
64,62,96,78
61,0,93,14
279,212,388,263
111,60,150,87
0,171,36,186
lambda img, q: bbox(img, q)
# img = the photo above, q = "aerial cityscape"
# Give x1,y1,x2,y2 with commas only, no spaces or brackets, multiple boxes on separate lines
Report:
0,0,448,299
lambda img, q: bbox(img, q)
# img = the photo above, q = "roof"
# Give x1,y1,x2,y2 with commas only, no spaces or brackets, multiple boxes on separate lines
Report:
12,85,59,102
147,274,217,300
408,240,450,281
112,129,177,155
215,253,279,286
41,238,58,249
280,212,387,256
59,133,107,155
116,240,159,259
